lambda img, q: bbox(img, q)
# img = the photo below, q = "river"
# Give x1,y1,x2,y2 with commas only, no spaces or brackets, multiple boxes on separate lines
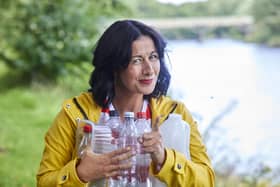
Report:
166,39,280,170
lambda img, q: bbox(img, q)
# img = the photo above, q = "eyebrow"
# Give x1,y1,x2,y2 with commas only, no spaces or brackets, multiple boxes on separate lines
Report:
131,55,143,59
131,51,158,58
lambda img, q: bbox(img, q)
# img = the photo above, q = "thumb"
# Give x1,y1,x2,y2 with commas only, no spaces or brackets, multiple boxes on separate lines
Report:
152,116,161,132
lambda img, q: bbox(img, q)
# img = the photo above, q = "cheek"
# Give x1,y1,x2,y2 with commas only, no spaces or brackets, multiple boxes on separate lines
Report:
127,69,140,80
126,66,142,80
154,62,160,76
119,69,138,85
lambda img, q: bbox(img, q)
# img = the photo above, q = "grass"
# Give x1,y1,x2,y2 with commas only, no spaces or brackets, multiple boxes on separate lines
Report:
0,63,89,186
0,89,53,186
0,63,279,186
0,86,77,186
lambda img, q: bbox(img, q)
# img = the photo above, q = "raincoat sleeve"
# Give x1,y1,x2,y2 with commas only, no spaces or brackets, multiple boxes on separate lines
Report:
150,102,215,186
36,105,87,187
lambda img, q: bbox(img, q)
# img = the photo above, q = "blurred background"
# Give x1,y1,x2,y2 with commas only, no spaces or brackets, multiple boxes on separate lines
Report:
0,0,279,186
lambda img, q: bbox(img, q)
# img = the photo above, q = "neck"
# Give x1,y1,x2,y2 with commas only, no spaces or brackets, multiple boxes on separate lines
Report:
112,94,144,119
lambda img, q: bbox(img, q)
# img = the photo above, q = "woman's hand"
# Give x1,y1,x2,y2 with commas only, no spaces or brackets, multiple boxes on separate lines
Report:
142,130,166,167
76,147,133,182
141,117,166,167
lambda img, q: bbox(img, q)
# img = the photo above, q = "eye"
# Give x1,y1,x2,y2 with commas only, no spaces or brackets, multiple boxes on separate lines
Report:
131,57,143,65
149,53,159,62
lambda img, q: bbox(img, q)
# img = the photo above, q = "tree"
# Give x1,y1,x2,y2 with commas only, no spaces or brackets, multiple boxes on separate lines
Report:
251,0,280,46
0,0,131,82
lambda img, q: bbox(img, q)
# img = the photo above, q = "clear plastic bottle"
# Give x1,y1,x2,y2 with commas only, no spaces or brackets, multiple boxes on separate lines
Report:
76,119,95,157
135,112,152,187
90,108,112,187
92,108,112,154
99,108,110,125
135,112,151,135
107,110,122,187
108,110,122,141
118,112,139,187
77,124,92,158
160,113,191,160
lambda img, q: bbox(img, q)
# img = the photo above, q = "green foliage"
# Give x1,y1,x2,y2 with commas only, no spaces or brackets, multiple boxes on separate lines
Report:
131,0,254,41
206,0,247,16
131,0,208,18
160,28,199,40
131,0,279,46
1,71,279,186
250,0,280,46
160,26,248,41
0,63,87,186
0,0,131,82
132,0,252,18
0,87,73,186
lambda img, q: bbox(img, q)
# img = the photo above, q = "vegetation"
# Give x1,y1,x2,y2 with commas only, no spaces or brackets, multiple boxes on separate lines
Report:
1,62,280,186
0,0,131,82
0,63,90,186
132,0,252,18
250,0,280,46
132,0,280,47
198,99,280,186
0,0,278,85
0,0,279,186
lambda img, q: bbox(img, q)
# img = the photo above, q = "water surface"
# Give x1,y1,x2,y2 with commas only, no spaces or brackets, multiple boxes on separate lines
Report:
167,39,280,169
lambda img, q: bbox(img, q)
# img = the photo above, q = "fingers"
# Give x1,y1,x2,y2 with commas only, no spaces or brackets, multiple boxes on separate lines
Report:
140,128,163,154
107,147,131,157
103,162,132,179
104,162,132,178
137,136,144,144
105,162,132,173
77,148,134,182
104,170,120,178
142,138,163,154
110,150,135,164
140,124,166,165
142,131,161,145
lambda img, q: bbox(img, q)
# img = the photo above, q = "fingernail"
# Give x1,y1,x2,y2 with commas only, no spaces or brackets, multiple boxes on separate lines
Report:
137,137,144,144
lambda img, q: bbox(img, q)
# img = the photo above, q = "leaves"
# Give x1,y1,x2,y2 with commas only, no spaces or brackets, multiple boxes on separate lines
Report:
0,0,131,82
251,0,280,46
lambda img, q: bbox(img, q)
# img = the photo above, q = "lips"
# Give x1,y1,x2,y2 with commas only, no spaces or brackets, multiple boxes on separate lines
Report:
139,78,153,84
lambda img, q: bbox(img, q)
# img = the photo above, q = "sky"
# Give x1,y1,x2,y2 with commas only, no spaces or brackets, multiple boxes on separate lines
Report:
157,0,207,5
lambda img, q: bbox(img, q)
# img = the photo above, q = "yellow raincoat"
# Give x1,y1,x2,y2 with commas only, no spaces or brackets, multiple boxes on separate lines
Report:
37,92,215,186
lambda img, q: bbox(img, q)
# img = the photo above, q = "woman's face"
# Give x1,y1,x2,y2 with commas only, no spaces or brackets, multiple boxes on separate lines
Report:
115,35,160,96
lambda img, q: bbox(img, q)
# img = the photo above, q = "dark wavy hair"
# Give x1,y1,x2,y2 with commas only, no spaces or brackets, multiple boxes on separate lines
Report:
89,20,171,107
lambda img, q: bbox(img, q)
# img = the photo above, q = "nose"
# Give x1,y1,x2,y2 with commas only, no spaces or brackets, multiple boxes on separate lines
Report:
142,58,153,75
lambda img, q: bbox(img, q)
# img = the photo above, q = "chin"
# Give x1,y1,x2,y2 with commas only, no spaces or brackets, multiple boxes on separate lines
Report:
137,84,156,95
140,88,155,95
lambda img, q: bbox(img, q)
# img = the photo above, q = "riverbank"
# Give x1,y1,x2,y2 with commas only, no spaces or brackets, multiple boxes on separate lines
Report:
167,38,280,184
1,42,280,185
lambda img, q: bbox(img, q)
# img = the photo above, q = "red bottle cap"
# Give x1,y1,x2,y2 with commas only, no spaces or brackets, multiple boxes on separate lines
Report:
137,112,146,119
101,108,109,113
83,124,92,133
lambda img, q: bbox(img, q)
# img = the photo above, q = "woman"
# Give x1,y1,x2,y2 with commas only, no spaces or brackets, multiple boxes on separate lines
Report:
37,20,215,186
